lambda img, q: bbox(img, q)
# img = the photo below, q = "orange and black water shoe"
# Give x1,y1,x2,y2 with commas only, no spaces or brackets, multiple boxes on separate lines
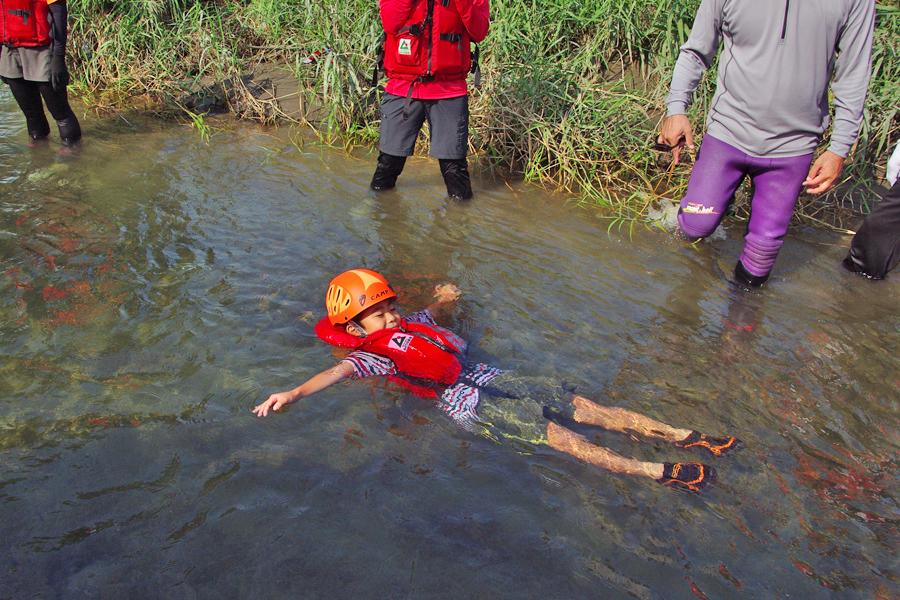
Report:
658,462,717,492
674,431,743,456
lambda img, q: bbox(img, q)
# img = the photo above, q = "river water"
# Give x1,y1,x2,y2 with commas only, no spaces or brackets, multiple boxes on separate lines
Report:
2,89,899,599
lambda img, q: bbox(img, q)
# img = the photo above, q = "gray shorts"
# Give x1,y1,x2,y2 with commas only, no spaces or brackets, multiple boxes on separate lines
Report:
378,92,469,160
473,373,576,447
0,46,52,82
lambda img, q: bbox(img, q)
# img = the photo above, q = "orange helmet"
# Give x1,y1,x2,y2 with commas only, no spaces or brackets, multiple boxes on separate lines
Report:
326,269,397,325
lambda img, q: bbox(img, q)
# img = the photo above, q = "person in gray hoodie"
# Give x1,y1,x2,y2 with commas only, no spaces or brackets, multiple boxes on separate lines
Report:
657,0,875,288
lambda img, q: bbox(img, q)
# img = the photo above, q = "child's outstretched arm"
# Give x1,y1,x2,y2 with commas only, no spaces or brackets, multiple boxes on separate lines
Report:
425,284,461,316
252,362,355,417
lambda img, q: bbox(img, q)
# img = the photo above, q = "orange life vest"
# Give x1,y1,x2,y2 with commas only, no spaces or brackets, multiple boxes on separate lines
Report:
315,317,468,397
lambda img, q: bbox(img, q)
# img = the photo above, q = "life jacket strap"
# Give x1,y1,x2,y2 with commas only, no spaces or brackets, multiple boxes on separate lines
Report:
400,326,464,360
401,76,435,121
398,22,425,37
372,32,386,88
471,43,481,88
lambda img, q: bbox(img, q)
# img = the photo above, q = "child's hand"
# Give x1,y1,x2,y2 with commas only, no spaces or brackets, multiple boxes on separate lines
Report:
252,392,294,417
434,284,461,303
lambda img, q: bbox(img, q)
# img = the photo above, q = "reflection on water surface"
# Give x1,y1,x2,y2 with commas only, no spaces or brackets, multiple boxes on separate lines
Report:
2,89,900,599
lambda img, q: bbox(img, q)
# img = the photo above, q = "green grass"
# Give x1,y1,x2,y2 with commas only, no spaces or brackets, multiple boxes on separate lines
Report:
67,0,900,225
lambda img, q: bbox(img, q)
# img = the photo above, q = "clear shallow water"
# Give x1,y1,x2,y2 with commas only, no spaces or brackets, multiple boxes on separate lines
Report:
2,88,900,599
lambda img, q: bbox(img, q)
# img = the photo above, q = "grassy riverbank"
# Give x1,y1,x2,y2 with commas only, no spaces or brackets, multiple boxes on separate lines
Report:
68,0,900,226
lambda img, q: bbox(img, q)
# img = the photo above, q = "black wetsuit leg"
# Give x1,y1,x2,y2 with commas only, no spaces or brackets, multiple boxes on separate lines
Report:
2,76,51,140
844,179,900,279
37,81,81,143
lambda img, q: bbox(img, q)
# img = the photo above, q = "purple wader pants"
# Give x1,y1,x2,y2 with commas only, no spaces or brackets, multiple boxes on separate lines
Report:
677,136,813,280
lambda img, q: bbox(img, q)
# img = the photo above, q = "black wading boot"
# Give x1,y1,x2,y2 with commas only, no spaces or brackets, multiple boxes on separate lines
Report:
56,114,82,145
26,114,51,140
370,152,407,190
439,158,473,200
733,260,768,290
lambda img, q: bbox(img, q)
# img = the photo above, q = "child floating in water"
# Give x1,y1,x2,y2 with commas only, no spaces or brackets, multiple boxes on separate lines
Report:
253,269,741,491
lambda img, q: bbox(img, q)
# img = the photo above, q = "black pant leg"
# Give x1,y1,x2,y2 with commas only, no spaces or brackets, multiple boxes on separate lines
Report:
845,179,900,279
438,158,473,200
370,152,407,190
37,81,81,143
2,76,51,139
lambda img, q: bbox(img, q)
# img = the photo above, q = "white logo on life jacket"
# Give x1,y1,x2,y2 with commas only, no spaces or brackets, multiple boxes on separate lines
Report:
389,333,414,352
398,38,412,56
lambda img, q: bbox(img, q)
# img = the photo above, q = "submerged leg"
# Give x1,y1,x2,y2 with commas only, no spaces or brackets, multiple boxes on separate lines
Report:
571,396,691,441
571,396,742,456
546,421,662,479
546,422,716,491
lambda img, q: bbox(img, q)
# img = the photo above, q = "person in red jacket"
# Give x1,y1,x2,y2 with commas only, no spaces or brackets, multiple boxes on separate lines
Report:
0,0,81,144
253,269,743,492
370,0,489,200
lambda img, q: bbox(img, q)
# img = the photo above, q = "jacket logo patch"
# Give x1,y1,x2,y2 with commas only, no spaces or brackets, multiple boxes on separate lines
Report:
398,38,412,56
389,333,414,352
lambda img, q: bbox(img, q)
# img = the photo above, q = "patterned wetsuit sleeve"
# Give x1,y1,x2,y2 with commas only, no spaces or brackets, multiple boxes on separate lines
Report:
340,351,398,379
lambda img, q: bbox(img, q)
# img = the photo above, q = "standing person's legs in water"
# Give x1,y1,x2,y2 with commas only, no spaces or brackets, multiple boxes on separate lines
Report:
676,136,811,288
3,77,81,143
0,0,83,145
371,94,472,200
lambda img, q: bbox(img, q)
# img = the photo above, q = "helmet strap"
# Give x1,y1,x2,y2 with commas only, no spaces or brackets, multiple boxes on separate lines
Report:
345,320,369,338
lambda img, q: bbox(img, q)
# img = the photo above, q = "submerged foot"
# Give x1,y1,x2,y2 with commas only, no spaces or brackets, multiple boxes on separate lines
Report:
658,462,717,492
674,431,743,456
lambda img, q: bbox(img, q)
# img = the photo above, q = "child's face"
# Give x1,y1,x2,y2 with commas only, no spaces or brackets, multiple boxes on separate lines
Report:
350,299,401,335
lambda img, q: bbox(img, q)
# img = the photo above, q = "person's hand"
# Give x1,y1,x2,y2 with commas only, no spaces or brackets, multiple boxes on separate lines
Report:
50,53,70,92
252,392,295,417
433,284,461,303
658,114,694,165
802,151,844,194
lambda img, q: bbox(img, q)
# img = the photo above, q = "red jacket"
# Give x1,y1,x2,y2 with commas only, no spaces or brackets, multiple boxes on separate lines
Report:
380,0,489,99
1,0,52,47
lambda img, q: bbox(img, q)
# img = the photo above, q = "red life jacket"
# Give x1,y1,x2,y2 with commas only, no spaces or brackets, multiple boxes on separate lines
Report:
383,0,471,83
315,317,468,397
1,0,52,47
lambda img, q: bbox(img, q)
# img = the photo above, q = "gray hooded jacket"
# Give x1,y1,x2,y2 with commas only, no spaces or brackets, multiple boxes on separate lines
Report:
666,0,875,158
